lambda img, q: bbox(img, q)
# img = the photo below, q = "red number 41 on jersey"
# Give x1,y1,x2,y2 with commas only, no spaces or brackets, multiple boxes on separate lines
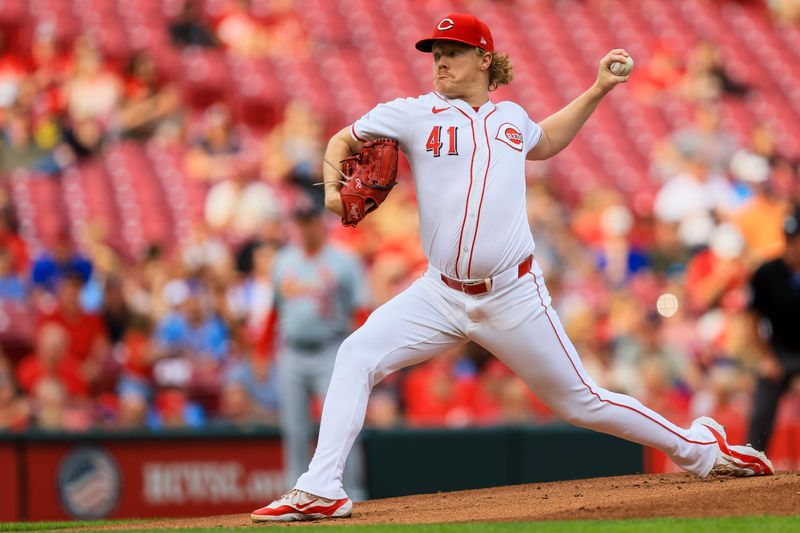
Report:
426,126,458,157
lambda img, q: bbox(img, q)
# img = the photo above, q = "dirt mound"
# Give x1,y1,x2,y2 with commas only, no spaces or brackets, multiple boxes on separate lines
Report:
97,472,800,529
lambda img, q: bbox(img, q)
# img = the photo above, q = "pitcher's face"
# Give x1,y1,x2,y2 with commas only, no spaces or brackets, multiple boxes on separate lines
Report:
432,41,487,97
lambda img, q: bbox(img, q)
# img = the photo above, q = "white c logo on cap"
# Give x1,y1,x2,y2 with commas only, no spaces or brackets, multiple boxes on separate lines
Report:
437,18,454,30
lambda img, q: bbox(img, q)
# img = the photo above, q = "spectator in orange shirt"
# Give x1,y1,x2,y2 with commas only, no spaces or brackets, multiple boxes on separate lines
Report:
730,149,788,262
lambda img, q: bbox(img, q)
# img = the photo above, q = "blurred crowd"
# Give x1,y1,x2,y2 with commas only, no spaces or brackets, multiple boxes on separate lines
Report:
1,0,800,438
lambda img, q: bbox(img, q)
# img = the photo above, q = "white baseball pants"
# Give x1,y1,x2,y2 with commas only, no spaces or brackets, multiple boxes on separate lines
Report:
276,341,366,501
295,259,718,499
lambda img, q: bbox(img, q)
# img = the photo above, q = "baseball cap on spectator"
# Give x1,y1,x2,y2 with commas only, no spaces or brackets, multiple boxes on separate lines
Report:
729,150,770,184
415,13,494,53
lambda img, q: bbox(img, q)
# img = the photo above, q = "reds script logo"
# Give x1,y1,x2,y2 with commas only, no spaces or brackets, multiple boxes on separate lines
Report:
437,18,455,30
495,123,524,151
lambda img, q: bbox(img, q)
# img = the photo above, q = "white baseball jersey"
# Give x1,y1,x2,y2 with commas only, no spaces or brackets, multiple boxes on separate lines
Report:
351,92,543,280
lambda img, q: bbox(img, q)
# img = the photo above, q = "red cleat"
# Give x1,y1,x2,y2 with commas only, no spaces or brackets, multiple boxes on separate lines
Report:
695,417,775,477
250,489,353,522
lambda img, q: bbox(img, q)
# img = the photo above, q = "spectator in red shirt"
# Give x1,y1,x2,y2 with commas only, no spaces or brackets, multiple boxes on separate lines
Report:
0,29,30,108
685,223,748,313
118,314,155,387
0,209,28,275
115,314,156,428
402,348,478,427
16,321,88,398
30,22,71,99
37,269,109,388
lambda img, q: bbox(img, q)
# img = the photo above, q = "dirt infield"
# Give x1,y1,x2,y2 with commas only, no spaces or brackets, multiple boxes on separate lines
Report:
97,472,800,528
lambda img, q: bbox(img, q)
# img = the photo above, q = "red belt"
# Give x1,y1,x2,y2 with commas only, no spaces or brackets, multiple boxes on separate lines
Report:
440,255,533,295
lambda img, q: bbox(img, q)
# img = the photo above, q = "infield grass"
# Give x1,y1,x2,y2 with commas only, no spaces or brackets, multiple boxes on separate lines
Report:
2,516,799,532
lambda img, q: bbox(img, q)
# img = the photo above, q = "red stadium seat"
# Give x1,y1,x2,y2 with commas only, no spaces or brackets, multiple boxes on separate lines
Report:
180,47,230,109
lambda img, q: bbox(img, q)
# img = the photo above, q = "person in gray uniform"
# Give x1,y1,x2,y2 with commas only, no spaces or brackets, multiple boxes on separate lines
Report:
271,203,369,501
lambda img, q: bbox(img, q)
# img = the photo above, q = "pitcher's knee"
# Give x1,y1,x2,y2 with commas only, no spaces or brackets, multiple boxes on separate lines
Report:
334,337,375,378
549,391,604,427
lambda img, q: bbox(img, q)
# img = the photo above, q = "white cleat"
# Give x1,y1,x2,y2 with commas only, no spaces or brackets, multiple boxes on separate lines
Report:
694,416,775,477
250,488,353,522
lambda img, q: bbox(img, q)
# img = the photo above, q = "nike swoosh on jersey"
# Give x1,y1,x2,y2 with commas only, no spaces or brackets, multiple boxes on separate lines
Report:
432,106,450,114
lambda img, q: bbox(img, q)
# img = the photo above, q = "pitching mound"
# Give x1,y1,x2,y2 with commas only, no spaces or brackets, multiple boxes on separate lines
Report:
99,472,800,528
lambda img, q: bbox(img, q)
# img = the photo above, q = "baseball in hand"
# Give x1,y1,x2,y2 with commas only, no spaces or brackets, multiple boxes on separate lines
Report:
656,293,679,318
610,55,634,76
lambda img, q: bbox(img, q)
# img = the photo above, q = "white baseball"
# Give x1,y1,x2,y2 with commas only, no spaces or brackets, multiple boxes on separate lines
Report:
610,55,634,76
656,293,679,318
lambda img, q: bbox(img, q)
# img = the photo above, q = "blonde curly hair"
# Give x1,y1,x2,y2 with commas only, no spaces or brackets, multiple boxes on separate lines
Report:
477,48,514,91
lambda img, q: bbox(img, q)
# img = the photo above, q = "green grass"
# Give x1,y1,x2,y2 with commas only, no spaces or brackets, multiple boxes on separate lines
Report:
0,519,136,531
2,516,799,532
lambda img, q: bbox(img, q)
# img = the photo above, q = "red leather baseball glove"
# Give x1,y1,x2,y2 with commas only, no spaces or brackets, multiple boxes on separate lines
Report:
338,138,399,227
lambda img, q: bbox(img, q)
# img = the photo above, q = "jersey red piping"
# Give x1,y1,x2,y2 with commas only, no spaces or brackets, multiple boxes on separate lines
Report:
467,108,497,278
449,102,476,279
351,123,366,143
526,268,716,447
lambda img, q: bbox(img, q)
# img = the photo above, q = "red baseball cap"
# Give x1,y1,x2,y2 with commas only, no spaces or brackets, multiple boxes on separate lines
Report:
415,13,494,53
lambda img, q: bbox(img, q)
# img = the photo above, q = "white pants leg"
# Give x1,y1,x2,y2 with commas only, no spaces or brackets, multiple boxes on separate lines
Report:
295,275,467,499
467,262,718,477
309,343,368,502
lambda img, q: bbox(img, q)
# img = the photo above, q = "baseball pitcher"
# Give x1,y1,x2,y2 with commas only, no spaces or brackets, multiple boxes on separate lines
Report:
251,12,774,523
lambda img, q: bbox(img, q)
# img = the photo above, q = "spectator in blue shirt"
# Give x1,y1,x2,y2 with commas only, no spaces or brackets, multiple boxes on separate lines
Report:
0,248,26,301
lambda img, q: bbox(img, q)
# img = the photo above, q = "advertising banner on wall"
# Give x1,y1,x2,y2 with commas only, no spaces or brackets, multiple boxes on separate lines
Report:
0,440,20,522
20,434,283,521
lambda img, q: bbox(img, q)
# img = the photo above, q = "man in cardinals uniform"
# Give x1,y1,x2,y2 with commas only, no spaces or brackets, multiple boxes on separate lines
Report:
251,12,774,523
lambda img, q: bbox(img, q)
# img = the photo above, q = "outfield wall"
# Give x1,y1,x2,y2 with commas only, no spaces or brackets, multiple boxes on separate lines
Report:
0,425,648,521
2,422,799,521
